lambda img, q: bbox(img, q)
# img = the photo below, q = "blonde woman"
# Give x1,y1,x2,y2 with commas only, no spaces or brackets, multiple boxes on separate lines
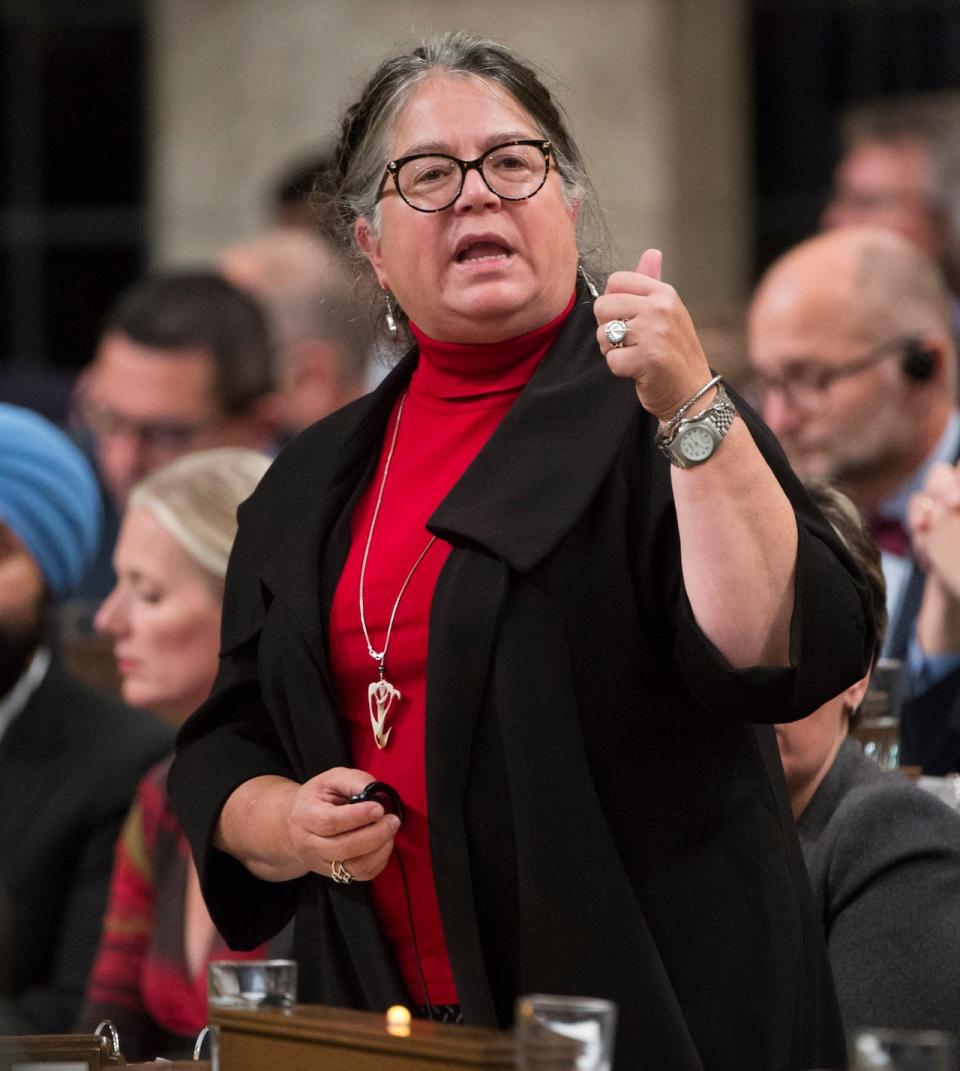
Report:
76,449,275,1060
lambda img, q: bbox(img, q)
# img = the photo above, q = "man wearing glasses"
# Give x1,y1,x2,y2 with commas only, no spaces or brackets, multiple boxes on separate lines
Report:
748,224,960,770
73,272,278,598
821,93,960,347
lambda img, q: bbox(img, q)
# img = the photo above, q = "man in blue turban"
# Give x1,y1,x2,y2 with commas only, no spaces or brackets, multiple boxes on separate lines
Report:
0,405,172,1035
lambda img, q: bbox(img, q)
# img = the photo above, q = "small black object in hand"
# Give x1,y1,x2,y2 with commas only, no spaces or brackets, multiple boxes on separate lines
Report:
348,780,405,824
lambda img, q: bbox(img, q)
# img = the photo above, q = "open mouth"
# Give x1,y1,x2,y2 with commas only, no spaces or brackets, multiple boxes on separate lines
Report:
455,240,513,264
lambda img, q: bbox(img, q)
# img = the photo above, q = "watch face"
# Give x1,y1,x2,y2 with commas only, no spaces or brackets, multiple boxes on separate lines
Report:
678,424,716,462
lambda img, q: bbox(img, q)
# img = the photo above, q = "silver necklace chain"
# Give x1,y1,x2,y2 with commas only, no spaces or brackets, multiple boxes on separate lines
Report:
358,391,438,670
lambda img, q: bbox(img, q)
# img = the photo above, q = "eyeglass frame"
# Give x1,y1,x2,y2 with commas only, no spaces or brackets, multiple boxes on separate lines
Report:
77,393,222,456
377,138,553,213
751,334,925,409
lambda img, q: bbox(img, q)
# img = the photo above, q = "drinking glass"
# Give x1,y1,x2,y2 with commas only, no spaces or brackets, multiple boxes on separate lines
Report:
854,657,905,771
207,958,297,1009
515,994,617,1071
205,960,297,1071
848,1027,957,1070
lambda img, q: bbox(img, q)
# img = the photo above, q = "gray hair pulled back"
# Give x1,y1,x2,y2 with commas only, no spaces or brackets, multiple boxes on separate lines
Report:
325,31,604,339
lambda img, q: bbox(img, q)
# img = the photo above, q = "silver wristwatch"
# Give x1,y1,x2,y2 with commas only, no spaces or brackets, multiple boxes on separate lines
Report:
655,382,738,469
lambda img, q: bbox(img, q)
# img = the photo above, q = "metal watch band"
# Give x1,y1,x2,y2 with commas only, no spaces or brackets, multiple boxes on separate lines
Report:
656,382,738,467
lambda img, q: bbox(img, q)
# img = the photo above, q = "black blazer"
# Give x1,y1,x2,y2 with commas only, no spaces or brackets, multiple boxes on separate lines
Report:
900,666,960,774
0,663,173,1033
171,293,874,1071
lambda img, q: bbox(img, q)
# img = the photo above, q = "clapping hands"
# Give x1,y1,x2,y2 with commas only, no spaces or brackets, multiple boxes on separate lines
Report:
909,462,960,599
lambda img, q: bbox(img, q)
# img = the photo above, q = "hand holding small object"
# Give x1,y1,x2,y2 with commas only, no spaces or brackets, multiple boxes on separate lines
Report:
286,766,401,883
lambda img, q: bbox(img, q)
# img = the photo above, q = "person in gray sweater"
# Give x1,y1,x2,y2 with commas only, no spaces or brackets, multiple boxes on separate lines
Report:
777,483,960,1038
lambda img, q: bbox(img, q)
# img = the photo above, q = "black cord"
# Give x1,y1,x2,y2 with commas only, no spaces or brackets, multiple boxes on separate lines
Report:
394,844,435,1020
345,784,437,1019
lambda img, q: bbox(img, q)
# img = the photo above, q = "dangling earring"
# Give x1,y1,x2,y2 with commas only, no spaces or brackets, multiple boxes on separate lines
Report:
384,292,399,340
579,263,599,299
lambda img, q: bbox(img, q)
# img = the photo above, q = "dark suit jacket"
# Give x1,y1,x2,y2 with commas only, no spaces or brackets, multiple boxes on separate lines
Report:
0,662,173,1033
887,428,960,774
900,666,960,775
171,293,875,1071
799,737,960,1035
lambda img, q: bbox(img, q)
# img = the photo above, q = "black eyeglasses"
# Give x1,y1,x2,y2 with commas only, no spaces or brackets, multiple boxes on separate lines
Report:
751,335,922,410
378,139,552,213
79,396,218,456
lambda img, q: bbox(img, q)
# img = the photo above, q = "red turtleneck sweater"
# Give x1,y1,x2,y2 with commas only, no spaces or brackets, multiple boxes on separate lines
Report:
327,296,574,1005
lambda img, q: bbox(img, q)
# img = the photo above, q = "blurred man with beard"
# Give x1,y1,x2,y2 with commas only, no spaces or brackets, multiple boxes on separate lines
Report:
749,226,960,772
0,405,171,1035
748,226,959,657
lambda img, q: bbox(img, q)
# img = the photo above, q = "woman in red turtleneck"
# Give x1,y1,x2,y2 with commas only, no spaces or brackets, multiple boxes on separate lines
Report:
327,307,572,1008
171,33,874,1071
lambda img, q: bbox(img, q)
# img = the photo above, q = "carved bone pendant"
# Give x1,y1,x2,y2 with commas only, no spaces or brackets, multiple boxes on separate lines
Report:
368,678,401,749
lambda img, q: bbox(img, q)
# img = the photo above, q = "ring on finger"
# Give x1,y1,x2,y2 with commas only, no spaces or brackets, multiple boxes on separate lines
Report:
330,859,354,884
604,319,629,349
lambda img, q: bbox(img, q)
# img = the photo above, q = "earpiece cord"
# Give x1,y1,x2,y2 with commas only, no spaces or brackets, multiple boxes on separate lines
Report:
394,844,436,1021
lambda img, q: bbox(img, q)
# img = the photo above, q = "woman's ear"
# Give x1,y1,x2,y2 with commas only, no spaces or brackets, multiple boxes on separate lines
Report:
842,671,871,716
355,218,389,289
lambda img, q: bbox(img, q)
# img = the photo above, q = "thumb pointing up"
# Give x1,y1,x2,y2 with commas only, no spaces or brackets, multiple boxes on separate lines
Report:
636,248,663,281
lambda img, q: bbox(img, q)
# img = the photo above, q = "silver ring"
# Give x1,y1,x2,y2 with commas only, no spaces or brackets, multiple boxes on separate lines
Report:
604,319,629,348
330,860,354,884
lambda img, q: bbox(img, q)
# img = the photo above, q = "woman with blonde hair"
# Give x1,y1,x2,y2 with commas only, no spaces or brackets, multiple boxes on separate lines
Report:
76,448,274,1061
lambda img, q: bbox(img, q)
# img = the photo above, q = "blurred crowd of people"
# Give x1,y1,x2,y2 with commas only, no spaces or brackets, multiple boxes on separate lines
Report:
0,151,378,1058
2,74,960,1066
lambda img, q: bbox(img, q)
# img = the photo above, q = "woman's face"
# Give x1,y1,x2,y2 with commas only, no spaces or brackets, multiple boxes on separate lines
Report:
95,505,222,721
356,73,580,343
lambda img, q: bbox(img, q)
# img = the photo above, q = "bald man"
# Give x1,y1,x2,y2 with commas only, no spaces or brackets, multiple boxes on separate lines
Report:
749,226,960,665
219,228,372,438
748,226,960,774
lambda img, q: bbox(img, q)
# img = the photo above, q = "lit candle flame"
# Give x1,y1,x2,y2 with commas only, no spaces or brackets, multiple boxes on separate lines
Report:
386,1004,411,1038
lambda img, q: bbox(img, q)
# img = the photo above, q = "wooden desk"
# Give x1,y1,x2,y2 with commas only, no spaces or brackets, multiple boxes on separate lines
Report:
126,1064,207,1070
0,1032,122,1070
210,1004,515,1070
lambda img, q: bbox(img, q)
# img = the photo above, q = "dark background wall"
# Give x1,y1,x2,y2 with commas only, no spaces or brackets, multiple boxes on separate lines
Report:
0,0,144,422
753,0,960,274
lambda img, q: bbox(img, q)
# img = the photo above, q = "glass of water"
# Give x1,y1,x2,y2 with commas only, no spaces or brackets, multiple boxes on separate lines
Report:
515,994,617,1071
848,1027,957,1070
854,657,905,771
207,958,297,1010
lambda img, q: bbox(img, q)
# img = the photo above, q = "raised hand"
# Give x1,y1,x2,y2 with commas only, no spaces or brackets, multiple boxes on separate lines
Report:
594,249,713,422
909,462,960,597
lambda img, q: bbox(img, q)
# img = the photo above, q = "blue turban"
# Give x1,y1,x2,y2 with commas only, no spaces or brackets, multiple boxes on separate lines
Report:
0,404,102,599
